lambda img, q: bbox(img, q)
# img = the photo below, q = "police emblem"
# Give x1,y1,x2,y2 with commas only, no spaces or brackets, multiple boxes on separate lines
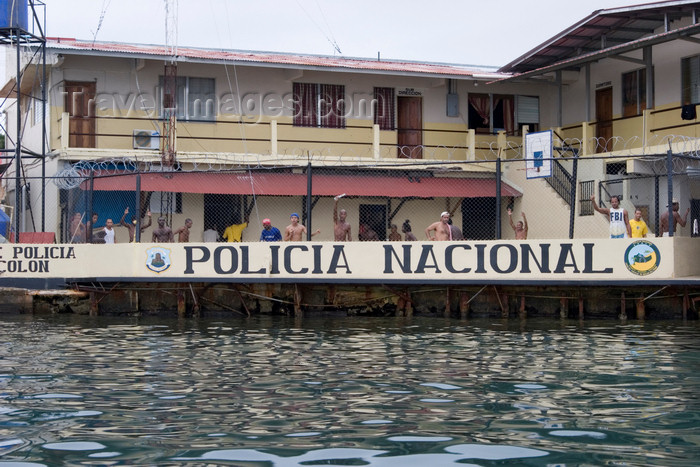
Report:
146,247,171,273
624,240,660,276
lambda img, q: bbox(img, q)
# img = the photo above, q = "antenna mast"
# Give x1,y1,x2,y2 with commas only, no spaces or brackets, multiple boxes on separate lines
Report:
162,0,177,168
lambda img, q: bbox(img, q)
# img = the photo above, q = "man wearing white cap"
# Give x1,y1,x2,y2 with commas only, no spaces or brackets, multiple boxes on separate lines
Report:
259,218,282,242
425,211,452,241
659,198,689,237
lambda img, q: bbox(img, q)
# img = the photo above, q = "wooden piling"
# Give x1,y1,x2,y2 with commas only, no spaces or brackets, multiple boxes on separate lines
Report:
459,292,469,319
177,288,185,317
445,287,451,318
89,291,98,316
559,297,568,319
636,296,645,320
405,289,413,317
294,284,303,317
519,294,526,319
493,286,507,318
620,291,627,321
189,284,200,317
578,296,584,320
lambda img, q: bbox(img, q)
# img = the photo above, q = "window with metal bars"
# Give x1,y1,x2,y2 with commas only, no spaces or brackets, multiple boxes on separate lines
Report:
292,82,345,128
579,180,594,216
373,87,395,130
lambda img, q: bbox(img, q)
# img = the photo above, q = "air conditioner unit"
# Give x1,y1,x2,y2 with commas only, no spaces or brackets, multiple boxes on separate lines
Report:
133,130,160,150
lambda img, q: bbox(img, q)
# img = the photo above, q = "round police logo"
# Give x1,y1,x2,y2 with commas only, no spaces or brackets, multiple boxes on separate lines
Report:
624,240,660,276
146,247,171,273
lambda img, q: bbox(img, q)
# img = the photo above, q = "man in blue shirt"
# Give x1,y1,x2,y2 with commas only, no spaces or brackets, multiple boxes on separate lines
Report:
259,218,282,242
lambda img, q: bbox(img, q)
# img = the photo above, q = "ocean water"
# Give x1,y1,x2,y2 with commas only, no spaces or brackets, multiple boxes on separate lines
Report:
0,314,698,466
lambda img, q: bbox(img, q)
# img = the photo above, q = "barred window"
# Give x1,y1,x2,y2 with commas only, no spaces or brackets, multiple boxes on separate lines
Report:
681,54,700,105
292,82,345,128
579,180,594,216
373,87,395,130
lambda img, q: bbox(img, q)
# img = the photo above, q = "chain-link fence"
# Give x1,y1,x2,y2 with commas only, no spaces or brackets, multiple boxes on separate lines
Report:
2,150,698,244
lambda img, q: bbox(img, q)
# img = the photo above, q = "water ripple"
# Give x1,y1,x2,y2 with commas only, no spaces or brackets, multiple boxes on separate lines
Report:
0,316,697,465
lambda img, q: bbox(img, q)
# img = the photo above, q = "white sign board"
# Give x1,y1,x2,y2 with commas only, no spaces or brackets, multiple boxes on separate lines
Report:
0,239,681,284
525,130,553,179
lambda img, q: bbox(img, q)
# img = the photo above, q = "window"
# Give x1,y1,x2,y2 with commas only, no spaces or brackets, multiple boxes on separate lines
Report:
622,68,652,117
606,162,626,176
516,95,539,133
579,180,594,216
32,88,43,127
681,54,700,105
149,191,182,215
468,93,537,135
373,87,394,130
159,76,216,121
292,82,345,128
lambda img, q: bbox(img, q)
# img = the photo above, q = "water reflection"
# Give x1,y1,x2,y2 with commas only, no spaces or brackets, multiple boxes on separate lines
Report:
0,315,698,465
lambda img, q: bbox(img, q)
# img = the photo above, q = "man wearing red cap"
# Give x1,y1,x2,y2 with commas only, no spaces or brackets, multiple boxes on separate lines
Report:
259,218,282,242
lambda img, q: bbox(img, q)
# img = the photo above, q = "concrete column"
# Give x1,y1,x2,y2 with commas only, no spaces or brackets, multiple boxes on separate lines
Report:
270,119,278,156
61,112,69,149
466,129,475,160
373,124,380,159
581,122,591,156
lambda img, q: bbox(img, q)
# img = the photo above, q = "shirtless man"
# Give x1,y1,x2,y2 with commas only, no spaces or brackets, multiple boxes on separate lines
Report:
68,212,86,243
333,197,352,241
402,219,417,241
120,207,152,242
86,212,99,243
388,224,402,241
508,209,528,239
425,211,452,241
152,216,174,242
284,213,320,241
659,199,689,237
174,218,193,242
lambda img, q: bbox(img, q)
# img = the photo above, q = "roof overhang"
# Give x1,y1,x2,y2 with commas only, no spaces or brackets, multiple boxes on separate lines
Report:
500,1,700,74
0,63,39,99
80,172,522,198
491,22,700,84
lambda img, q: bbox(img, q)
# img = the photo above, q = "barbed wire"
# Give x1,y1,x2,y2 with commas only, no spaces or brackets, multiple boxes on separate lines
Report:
51,134,699,185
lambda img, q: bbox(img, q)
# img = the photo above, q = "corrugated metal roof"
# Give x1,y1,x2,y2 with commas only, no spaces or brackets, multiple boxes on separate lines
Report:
499,0,700,73
490,21,700,83
45,37,508,80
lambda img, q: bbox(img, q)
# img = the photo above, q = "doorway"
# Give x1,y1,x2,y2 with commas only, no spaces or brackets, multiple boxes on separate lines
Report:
595,87,613,153
64,81,96,148
204,194,242,235
461,197,496,240
397,96,422,159
359,203,386,241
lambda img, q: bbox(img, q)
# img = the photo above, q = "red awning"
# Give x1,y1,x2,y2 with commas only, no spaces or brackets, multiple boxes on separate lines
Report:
85,172,522,198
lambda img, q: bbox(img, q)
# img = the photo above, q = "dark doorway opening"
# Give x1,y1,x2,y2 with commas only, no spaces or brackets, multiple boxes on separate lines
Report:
461,197,496,240
204,194,242,234
359,203,386,241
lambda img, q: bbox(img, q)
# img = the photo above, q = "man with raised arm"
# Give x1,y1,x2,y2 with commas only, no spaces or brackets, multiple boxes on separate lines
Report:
590,195,631,238
120,207,152,243
659,198,689,237
508,209,528,240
